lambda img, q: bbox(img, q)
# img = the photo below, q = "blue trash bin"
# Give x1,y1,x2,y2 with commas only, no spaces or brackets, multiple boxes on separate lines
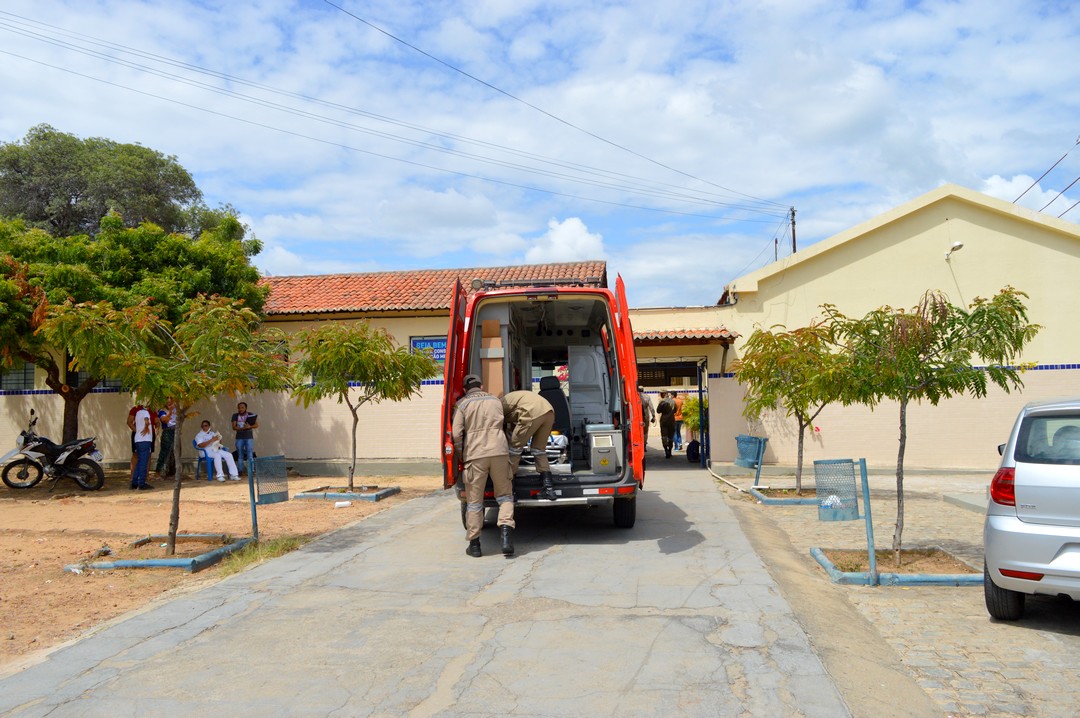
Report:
735,435,767,468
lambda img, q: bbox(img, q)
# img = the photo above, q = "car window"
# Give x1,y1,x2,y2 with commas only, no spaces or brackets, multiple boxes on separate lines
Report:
1017,415,1080,464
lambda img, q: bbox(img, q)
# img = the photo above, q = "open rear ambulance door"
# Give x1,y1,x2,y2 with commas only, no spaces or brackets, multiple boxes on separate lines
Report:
614,274,644,484
441,280,468,489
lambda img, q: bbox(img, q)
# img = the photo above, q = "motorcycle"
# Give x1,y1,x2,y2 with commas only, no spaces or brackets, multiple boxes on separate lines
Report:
1,410,105,490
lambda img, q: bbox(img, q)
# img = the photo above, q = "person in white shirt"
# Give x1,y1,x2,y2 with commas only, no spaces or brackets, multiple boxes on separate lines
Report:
131,405,154,490
194,420,239,481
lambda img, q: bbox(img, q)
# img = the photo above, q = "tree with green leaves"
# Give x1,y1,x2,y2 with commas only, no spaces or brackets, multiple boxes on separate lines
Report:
291,322,439,491
0,214,265,441
732,322,848,492
822,287,1039,561
41,295,290,554
0,123,219,237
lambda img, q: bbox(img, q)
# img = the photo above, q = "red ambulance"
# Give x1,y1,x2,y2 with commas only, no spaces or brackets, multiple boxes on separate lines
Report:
441,274,645,528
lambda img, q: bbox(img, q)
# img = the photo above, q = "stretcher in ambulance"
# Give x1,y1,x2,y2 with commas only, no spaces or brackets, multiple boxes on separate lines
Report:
441,274,645,528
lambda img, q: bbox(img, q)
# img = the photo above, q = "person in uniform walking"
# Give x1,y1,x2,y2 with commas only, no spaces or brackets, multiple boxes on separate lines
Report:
656,391,677,459
501,389,556,501
638,386,656,448
452,374,515,557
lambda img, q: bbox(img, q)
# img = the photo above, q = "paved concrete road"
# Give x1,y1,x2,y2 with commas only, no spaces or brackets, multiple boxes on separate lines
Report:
2,464,851,717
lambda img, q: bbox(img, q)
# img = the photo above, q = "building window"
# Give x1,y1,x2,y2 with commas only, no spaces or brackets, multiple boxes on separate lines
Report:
1,360,36,391
637,363,700,387
67,368,123,391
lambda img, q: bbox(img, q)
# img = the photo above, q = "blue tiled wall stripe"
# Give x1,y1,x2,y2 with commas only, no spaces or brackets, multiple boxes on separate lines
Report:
715,364,1076,380
6,364,1072,395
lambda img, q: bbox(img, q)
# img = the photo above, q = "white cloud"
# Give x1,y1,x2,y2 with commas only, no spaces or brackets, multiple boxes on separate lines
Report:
1,0,1077,306
981,175,1076,216
524,217,606,264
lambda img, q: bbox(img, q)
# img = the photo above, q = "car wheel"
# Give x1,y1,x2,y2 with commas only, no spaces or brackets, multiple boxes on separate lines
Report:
613,496,636,528
984,564,1025,621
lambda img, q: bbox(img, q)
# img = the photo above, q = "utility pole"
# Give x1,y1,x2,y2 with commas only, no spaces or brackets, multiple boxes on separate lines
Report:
790,207,797,254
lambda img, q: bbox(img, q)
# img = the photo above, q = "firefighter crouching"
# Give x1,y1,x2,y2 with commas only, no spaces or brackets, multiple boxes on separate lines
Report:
501,389,557,501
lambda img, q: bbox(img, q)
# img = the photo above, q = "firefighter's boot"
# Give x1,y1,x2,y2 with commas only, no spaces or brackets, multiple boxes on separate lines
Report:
466,538,482,558
539,471,557,501
500,526,514,555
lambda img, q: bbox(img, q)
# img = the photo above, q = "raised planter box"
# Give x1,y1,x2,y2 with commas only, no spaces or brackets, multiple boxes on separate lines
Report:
63,534,252,574
294,485,401,502
748,487,819,505
810,547,983,586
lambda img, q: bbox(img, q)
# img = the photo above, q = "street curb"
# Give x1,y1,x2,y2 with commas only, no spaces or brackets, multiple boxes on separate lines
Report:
748,486,819,505
63,535,253,574
943,492,987,514
294,486,401,502
810,547,984,586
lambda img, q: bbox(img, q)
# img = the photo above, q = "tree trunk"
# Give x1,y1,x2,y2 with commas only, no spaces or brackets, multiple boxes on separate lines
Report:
348,410,359,492
166,412,188,556
35,355,96,442
795,418,806,493
892,398,908,565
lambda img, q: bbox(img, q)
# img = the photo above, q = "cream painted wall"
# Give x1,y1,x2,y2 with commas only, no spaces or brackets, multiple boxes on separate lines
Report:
629,306,730,332
713,369,1078,473
712,187,1080,470
0,314,449,469
726,193,1080,363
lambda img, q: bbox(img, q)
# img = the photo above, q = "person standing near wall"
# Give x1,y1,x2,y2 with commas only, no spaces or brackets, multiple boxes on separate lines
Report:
155,398,177,479
231,402,258,479
452,374,515,557
131,404,154,490
638,386,656,448
673,392,685,451
127,401,157,484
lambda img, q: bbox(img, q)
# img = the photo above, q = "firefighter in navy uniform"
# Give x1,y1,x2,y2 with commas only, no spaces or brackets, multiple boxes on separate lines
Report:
452,374,515,557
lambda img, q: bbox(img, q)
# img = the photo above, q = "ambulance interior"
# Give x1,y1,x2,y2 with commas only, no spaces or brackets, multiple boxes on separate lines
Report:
470,294,627,479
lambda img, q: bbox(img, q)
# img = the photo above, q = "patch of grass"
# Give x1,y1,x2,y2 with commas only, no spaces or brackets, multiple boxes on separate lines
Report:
219,535,310,576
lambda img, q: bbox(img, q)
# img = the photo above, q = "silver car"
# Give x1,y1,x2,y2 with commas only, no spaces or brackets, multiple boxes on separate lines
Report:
984,397,1080,620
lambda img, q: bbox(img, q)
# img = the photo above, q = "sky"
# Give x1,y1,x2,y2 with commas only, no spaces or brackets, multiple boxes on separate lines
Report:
0,0,1077,308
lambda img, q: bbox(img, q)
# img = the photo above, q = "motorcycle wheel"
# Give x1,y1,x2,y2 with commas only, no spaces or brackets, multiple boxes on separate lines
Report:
70,458,105,491
2,459,43,489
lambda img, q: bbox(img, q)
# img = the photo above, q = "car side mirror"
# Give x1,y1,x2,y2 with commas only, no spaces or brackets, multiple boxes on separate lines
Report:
997,443,1005,456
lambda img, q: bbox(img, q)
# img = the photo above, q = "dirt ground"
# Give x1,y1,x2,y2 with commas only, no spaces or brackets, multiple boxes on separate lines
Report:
820,547,977,574
0,469,445,669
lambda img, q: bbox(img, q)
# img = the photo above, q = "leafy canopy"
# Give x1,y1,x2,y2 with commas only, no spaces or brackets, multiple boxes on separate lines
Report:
291,321,439,490
0,123,222,237
734,321,847,425
823,287,1040,407
0,124,197,236
291,322,439,409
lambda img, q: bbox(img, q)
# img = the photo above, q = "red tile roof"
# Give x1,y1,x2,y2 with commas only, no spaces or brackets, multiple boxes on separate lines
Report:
262,261,607,316
633,328,737,344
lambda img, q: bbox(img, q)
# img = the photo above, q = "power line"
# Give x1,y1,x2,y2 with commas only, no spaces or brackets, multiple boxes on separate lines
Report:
0,48,784,225
1013,136,1080,203
0,12,788,219
322,1,788,211
1038,175,1079,212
